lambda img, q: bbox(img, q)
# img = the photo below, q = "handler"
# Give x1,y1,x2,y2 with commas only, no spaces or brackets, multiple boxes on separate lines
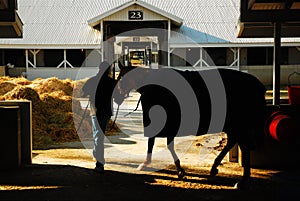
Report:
82,61,121,173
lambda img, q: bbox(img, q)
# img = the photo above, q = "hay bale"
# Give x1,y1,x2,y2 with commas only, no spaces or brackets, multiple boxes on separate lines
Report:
0,76,13,83
9,77,32,85
30,77,74,96
0,82,17,96
0,76,120,148
1,85,41,104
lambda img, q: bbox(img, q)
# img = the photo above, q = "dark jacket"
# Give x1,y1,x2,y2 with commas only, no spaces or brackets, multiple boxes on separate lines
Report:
82,70,117,119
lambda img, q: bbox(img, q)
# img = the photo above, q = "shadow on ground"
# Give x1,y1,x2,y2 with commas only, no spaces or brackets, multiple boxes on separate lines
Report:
0,164,299,201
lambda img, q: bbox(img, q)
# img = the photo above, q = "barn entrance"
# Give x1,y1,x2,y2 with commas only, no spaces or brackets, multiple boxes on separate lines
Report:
87,0,183,71
101,21,169,70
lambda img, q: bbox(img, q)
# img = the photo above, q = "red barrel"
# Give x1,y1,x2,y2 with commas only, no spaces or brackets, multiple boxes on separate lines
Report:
267,111,297,142
287,85,300,105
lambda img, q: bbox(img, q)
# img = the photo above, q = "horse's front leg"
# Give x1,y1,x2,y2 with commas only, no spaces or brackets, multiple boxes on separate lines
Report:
167,137,185,179
137,137,155,170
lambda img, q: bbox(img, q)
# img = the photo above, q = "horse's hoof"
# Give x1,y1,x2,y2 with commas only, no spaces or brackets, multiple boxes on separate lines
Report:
137,163,147,171
233,180,250,190
177,169,186,179
210,168,218,177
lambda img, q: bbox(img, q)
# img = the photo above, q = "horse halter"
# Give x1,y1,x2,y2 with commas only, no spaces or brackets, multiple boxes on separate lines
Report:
117,66,138,98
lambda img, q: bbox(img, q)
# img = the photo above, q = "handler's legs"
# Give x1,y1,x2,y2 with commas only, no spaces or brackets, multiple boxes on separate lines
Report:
91,115,108,173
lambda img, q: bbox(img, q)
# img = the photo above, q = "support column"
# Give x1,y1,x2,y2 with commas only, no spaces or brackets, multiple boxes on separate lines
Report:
229,47,240,70
100,21,104,62
167,19,171,67
25,49,28,71
273,22,281,105
26,49,39,69
57,49,73,69
237,47,240,70
64,49,67,70
200,47,203,67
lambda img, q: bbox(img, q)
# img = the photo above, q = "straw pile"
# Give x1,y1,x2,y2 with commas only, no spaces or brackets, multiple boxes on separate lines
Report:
0,76,120,149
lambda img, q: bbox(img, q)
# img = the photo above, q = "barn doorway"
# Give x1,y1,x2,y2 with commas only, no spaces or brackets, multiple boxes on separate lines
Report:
101,21,169,70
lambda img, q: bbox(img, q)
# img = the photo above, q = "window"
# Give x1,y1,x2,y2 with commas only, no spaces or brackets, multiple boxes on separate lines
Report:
67,49,86,67
206,48,227,66
0,49,25,67
44,50,63,67
247,47,289,65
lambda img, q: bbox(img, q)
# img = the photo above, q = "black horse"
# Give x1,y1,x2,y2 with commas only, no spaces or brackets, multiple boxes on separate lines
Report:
116,66,267,189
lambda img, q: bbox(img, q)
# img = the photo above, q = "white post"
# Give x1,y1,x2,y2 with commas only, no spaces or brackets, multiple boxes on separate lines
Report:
28,49,39,68
100,21,104,62
33,50,37,67
64,49,67,70
64,49,67,78
237,47,240,70
168,19,171,67
200,47,203,67
25,49,28,71
229,47,240,70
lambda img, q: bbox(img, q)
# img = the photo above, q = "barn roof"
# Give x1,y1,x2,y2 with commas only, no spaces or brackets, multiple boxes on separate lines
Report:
0,0,300,49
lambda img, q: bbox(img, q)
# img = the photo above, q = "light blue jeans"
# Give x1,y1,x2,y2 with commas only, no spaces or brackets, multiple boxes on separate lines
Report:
91,115,109,165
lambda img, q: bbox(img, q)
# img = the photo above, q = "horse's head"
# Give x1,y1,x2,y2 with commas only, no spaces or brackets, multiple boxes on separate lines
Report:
116,66,150,103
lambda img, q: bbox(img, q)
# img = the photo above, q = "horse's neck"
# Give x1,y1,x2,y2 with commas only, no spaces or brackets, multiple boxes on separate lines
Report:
132,68,152,87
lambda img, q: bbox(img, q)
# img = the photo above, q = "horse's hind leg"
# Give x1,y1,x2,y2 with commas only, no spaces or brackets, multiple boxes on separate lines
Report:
210,136,236,177
234,145,251,189
167,137,185,179
137,137,155,170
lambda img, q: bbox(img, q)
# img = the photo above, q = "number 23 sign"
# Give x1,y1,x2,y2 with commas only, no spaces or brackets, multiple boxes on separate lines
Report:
128,10,143,20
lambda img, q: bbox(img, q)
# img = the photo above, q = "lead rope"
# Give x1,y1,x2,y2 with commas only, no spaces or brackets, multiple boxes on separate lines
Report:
110,95,141,131
110,104,120,131
124,97,141,117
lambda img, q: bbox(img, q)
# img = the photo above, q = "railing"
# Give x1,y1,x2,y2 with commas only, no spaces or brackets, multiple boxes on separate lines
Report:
26,67,99,80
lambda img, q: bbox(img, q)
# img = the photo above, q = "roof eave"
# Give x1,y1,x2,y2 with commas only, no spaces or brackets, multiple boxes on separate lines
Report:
87,0,183,28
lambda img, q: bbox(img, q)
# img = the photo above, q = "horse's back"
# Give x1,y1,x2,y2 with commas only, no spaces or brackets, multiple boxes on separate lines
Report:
139,68,266,140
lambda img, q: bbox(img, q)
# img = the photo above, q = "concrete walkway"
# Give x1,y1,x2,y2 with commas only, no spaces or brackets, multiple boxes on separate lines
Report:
33,91,228,174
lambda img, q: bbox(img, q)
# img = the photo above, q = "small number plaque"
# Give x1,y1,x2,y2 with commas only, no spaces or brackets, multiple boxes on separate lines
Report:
128,10,143,20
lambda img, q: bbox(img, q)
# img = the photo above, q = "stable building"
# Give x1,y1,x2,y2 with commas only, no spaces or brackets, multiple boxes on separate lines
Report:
0,0,300,87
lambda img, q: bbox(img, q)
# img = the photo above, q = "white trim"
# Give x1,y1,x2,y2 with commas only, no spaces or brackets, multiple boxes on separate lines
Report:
0,44,101,50
88,0,183,27
2,42,300,50
170,42,300,48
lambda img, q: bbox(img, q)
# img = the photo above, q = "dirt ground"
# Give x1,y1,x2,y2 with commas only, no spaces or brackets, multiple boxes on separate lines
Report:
1,135,300,201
